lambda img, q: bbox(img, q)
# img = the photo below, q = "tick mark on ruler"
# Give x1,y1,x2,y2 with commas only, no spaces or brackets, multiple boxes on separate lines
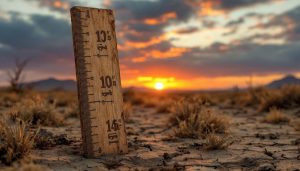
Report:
88,100,114,104
94,54,109,57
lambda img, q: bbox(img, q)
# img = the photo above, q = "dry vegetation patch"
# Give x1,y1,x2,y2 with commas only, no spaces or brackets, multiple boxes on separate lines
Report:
0,117,37,165
156,100,173,113
2,163,50,171
204,134,231,150
66,102,79,118
171,101,230,139
263,107,289,124
8,96,64,126
292,120,300,131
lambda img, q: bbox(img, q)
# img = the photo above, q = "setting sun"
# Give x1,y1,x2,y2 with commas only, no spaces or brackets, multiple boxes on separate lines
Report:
154,82,164,90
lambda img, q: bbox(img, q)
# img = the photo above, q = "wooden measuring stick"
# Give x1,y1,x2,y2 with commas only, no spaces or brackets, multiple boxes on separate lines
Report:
70,6,128,158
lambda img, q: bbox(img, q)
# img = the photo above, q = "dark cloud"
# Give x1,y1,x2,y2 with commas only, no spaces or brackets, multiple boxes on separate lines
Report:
1,0,299,86
123,42,300,78
112,0,193,22
35,0,84,14
217,0,274,10
0,13,74,77
248,6,300,42
110,0,196,45
284,6,300,41
226,17,244,27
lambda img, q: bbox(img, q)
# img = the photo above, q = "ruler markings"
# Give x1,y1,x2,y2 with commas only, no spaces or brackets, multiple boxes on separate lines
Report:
71,6,128,158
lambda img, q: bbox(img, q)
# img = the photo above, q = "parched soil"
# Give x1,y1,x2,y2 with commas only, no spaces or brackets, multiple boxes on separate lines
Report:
23,106,300,170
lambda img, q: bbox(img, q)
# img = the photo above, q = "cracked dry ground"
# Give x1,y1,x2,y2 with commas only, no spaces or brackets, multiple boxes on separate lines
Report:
32,106,300,171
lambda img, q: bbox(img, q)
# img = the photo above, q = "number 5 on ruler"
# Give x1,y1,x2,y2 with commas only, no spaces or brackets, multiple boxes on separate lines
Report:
70,6,128,158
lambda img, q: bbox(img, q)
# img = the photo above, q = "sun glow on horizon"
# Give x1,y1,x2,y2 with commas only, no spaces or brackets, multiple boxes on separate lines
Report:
154,82,164,90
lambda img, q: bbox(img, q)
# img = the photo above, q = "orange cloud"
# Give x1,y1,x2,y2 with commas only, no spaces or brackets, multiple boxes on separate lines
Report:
42,0,69,10
143,12,177,25
132,57,147,63
150,47,189,59
186,0,223,16
131,47,189,63
124,35,166,49
200,0,224,16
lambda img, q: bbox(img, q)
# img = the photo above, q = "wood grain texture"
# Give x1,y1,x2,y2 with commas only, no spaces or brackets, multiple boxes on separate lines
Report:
70,6,128,158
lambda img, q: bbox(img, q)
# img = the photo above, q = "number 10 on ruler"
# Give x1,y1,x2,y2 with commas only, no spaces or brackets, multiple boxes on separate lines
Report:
70,6,128,157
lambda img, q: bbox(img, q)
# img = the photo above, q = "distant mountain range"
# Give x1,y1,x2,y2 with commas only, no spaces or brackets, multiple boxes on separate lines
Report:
266,75,300,88
22,75,300,91
23,78,77,91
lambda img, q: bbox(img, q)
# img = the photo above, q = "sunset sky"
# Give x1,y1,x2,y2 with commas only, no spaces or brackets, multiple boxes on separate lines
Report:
0,0,300,90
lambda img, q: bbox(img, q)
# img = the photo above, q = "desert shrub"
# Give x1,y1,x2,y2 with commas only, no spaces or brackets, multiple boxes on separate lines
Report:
123,88,136,102
123,102,133,121
172,101,229,138
156,100,173,113
174,112,200,138
258,85,300,111
8,96,64,126
0,91,19,108
123,89,146,105
0,117,37,165
169,100,203,126
34,129,72,150
45,90,77,107
291,120,300,131
204,134,231,150
263,107,289,124
143,98,158,108
128,94,146,106
66,102,79,118
258,89,290,112
2,163,50,171
240,87,268,107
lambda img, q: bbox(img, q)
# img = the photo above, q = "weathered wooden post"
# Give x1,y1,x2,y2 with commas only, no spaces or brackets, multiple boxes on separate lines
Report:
70,6,128,157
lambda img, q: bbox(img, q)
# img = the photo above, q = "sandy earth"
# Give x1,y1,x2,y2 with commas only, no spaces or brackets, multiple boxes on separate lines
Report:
21,105,300,171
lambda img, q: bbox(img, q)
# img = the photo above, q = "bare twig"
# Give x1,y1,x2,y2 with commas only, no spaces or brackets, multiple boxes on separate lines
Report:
7,58,29,92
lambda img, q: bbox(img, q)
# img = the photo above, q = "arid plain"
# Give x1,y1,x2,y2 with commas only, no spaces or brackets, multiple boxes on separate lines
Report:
0,85,299,170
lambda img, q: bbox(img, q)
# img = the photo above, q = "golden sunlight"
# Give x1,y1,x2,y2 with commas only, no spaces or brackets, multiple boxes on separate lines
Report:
154,82,164,90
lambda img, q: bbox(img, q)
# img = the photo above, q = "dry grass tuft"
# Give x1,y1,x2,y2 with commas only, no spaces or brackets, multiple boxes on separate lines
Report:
143,99,158,108
45,90,77,108
8,95,64,126
263,107,289,124
259,85,300,111
292,120,300,131
123,89,145,106
0,91,19,108
0,117,37,165
204,134,231,150
174,112,201,138
2,163,50,171
172,101,230,139
66,102,79,118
